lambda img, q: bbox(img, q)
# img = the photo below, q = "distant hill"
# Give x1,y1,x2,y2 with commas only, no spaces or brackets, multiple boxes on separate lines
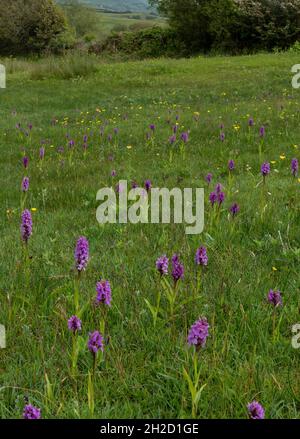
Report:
57,0,154,13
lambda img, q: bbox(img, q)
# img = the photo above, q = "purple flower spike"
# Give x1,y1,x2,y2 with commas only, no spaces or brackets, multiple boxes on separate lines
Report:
96,280,112,306
188,317,209,349
267,289,282,307
215,183,223,194
228,159,235,171
261,162,270,177
149,124,155,131
75,236,89,272
209,192,217,206
39,147,45,160
23,156,29,169
169,135,176,144
230,203,240,217
247,401,265,420
145,180,152,192
259,126,265,138
195,246,208,266
205,173,212,184
156,255,169,276
88,331,104,354
220,132,225,142
22,176,29,192
68,315,82,333
181,132,189,143
248,117,254,127
218,191,225,205
21,209,32,243
291,158,299,177
171,254,184,283
23,404,41,420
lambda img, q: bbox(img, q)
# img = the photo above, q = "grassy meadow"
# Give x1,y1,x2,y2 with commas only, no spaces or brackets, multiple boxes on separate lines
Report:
0,52,300,419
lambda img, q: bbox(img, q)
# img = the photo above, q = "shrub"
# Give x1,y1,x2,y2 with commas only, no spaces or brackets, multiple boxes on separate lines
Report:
0,0,71,55
151,0,300,53
99,27,186,58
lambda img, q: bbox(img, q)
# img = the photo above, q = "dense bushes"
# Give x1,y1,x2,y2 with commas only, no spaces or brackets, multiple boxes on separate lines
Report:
151,0,300,54
0,0,72,55
95,27,186,58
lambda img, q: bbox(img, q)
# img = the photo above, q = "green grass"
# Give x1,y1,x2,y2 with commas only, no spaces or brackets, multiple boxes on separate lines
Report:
93,11,166,40
0,52,300,419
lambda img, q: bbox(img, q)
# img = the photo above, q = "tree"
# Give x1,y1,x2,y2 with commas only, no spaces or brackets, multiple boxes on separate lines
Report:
0,0,69,55
62,0,99,39
150,0,300,53
150,0,237,52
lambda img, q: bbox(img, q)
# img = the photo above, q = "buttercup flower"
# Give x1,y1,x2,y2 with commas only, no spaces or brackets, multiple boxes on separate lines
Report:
74,236,89,272
21,209,32,242
188,317,209,348
88,331,104,354
96,280,112,306
68,315,82,333
156,255,169,276
267,289,282,307
247,401,265,419
195,246,208,266
23,404,41,420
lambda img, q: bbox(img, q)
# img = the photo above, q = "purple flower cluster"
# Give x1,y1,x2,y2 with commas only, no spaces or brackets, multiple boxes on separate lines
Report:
88,331,104,354
247,401,265,419
21,209,32,243
156,255,169,276
210,183,225,206
171,254,184,282
74,236,89,272
261,162,270,177
267,289,282,307
68,315,82,333
230,203,240,217
181,132,189,143
23,404,41,420
187,317,209,349
22,176,29,192
96,280,112,306
291,158,299,177
39,147,45,160
23,156,29,169
259,126,265,138
228,159,235,171
145,180,152,192
205,173,212,184
195,246,208,266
